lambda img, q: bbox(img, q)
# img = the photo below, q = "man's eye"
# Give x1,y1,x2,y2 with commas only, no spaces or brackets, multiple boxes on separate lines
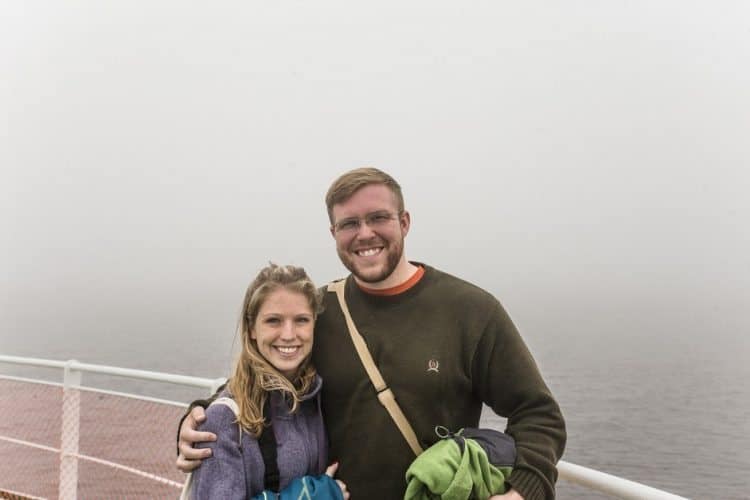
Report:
338,220,358,231
371,214,390,223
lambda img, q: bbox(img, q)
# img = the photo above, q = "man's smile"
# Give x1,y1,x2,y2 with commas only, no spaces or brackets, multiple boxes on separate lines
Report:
355,247,384,257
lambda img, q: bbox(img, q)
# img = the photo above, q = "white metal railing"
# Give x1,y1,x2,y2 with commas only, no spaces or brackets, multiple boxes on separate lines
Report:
0,354,225,500
557,461,686,499
0,355,226,391
0,355,688,500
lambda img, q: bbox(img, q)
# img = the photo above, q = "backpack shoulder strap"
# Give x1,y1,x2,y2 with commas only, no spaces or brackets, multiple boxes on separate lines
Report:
257,399,280,492
210,396,239,415
327,278,423,456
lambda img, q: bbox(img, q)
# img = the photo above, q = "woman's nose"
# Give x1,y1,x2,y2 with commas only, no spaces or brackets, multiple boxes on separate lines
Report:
279,321,295,340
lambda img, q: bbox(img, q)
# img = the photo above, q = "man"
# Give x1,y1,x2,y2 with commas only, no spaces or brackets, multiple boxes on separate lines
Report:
177,168,566,499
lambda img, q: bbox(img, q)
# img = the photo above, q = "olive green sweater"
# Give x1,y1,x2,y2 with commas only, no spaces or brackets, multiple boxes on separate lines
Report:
312,265,565,500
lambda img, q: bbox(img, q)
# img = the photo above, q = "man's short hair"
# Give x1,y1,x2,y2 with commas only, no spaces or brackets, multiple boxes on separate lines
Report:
325,167,405,223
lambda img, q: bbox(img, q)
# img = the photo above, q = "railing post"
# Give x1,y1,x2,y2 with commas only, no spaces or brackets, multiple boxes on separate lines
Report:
60,359,82,500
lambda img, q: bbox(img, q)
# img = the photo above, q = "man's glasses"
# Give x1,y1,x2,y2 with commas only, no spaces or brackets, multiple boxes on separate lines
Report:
332,211,401,234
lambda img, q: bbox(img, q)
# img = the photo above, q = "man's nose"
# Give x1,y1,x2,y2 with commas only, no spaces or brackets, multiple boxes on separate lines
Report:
355,219,376,239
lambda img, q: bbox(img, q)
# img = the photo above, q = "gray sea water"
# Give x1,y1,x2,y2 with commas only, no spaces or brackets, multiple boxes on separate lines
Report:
483,327,750,500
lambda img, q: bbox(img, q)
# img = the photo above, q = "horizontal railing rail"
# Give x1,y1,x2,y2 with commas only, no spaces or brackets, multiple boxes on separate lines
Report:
0,354,688,500
0,354,226,392
557,461,686,499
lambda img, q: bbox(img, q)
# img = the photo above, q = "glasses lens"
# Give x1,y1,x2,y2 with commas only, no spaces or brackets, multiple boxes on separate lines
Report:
335,211,398,233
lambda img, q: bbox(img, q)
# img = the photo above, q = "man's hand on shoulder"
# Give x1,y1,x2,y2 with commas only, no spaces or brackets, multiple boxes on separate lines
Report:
176,406,217,473
489,488,524,500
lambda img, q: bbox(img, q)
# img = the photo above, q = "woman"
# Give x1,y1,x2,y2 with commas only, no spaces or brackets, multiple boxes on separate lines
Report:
189,263,349,499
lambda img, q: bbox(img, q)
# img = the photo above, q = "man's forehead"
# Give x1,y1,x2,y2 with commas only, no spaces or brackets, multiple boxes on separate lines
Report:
331,184,399,217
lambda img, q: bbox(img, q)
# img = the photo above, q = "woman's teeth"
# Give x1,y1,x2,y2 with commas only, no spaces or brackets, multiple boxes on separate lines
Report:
276,346,299,354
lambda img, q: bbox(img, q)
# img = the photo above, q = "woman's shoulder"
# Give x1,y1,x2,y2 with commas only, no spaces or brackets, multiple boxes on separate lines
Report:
200,394,241,435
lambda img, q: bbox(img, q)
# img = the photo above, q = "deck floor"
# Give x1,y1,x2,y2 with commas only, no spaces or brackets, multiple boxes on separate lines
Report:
0,379,188,499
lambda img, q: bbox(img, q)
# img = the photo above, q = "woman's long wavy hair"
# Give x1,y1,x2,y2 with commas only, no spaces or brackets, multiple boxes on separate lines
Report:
227,263,323,437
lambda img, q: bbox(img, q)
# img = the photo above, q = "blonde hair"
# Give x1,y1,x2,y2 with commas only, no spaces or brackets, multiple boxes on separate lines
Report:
227,263,323,437
325,167,404,223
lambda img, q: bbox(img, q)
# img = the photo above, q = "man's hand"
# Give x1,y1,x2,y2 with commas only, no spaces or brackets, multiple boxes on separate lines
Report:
176,406,217,473
325,462,350,499
489,488,524,500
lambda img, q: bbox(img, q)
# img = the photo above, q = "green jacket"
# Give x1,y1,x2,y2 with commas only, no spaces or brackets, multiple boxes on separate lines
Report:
405,431,513,500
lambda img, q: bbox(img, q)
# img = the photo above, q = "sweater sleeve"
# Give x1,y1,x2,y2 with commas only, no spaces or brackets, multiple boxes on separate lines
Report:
190,404,248,500
176,382,227,454
471,302,566,500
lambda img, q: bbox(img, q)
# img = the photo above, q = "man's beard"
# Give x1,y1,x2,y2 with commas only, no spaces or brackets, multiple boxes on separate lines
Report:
338,239,404,284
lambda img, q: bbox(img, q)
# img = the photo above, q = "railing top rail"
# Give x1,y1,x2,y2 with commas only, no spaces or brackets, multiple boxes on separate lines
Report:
557,460,687,499
0,354,225,390
0,355,66,370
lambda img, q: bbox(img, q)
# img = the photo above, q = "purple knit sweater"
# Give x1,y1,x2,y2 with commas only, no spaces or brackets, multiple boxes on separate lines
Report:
190,376,328,499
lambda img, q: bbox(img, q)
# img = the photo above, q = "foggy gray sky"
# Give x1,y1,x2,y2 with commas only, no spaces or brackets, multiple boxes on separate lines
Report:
2,2,748,374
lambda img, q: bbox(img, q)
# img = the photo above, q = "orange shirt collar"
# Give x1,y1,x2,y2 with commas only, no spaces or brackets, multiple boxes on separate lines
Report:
356,265,425,296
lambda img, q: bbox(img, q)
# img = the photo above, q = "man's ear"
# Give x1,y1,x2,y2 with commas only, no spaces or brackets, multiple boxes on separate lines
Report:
400,210,411,236
329,225,336,238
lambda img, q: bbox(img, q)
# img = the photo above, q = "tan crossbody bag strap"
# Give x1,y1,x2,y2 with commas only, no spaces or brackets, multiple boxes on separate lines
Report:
328,279,423,456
